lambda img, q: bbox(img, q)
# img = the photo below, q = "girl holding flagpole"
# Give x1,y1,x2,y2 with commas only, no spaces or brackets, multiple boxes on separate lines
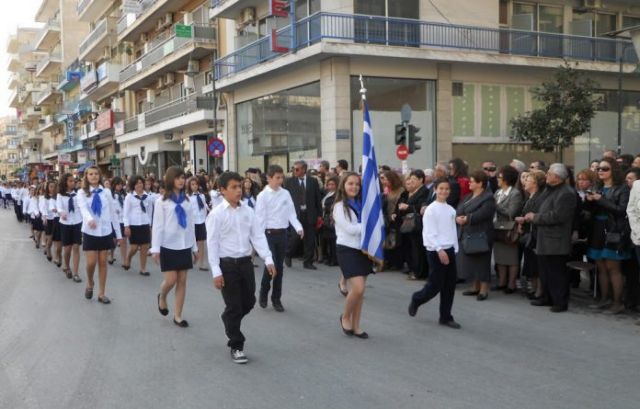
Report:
334,172,372,339
77,166,122,304
57,174,83,282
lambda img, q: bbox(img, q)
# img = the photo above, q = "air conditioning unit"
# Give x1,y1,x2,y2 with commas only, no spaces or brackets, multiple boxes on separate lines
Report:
162,13,173,28
102,46,111,60
140,33,149,43
184,76,195,93
164,72,175,86
239,7,256,26
156,77,164,89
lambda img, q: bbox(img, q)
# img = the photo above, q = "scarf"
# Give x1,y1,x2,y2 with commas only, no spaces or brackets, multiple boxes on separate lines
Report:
91,188,103,217
170,192,187,229
136,194,148,213
347,198,363,223
117,191,124,208
68,192,76,213
195,193,205,210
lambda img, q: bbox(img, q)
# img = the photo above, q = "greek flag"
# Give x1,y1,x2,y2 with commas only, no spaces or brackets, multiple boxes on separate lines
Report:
360,102,385,265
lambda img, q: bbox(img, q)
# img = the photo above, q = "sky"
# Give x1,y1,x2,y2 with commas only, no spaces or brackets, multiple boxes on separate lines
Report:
0,0,44,118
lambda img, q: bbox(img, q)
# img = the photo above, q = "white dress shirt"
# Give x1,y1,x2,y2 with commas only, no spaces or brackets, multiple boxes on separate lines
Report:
41,197,57,220
112,193,124,224
189,192,210,224
56,192,83,225
206,199,274,278
77,186,122,239
333,201,362,250
209,190,224,209
22,196,30,215
254,185,303,231
422,201,458,252
150,195,197,254
123,192,153,226
38,196,48,219
28,196,40,217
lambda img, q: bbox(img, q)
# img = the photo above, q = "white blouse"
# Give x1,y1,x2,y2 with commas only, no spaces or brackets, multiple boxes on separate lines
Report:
56,192,83,225
77,186,122,239
189,192,210,225
422,201,458,253
333,201,362,250
150,196,197,253
123,192,153,226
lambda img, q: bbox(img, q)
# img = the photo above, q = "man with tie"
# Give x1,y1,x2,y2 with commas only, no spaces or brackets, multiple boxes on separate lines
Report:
284,160,322,270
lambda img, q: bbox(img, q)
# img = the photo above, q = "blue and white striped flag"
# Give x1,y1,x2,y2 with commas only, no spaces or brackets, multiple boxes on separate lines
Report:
360,101,385,265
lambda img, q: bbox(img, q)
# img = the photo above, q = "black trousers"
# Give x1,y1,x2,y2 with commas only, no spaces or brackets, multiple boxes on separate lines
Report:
261,231,287,301
410,231,429,278
14,203,23,222
287,215,316,265
412,248,456,323
220,258,256,351
537,254,570,308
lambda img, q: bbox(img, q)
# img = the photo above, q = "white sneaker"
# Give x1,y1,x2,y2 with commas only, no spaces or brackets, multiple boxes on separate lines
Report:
230,349,248,364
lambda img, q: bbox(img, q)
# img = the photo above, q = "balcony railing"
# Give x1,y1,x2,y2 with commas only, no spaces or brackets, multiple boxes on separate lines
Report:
36,52,61,75
120,24,216,84
117,0,159,35
79,17,114,57
77,0,91,14
215,12,640,80
124,116,138,133
144,94,215,127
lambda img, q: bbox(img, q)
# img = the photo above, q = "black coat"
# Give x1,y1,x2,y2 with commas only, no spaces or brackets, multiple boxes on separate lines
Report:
594,184,630,233
396,185,429,221
456,190,496,244
532,183,577,256
284,174,323,224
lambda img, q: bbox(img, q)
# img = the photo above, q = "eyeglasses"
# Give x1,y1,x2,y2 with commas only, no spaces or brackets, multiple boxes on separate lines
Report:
483,167,496,172
597,167,611,172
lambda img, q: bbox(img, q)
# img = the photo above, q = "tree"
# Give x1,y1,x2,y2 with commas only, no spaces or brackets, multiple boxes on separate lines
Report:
509,62,600,157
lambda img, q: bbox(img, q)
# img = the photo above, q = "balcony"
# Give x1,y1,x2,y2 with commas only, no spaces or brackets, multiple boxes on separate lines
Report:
117,0,194,43
215,12,640,81
8,91,19,108
34,83,61,106
77,0,115,22
79,17,118,62
81,61,121,102
34,18,61,52
25,130,42,142
119,24,216,91
38,115,59,133
56,138,83,153
117,94,215,143
80,109,123,140
7,54,21,72
35,50,62,78
210,0,262,20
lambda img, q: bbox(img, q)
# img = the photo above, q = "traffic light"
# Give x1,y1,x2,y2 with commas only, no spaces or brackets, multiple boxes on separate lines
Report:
408,124,421,153
395,123,407,145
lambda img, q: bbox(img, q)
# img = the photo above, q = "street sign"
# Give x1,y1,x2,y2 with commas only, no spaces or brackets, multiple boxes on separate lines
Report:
175,24,193,38
208,138,225,157
396,144,409,160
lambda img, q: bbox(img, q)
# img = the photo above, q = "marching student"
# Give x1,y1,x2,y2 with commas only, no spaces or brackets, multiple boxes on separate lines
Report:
109,177,127,266
334,172,371,339
206,172,276,364
187,176,210,271
22,185,32,228
42,181,62,266
408,178,461,329
77,166,122,304
254,165,303,312
57,174,83,282
151,167,197,328
123,175,153,276
12,183,22,222
28,185,43,248
209,179,224,209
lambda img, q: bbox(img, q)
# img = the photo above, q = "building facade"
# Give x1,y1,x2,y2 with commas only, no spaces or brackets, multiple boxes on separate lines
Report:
0,117,20,179
212,0,640,172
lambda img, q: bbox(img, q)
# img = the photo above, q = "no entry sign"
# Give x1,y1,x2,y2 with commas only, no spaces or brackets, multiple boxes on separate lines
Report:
396,144,409,160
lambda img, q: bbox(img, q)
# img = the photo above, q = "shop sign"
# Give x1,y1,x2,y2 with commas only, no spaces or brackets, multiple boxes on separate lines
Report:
271,29,289,53
58,153,71,164
175,24,193,38
96,110,114,132
269,0,289,17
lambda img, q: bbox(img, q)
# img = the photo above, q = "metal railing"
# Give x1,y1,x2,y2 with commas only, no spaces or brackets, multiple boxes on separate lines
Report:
117,0,160,35
79,17,112,57
215,12,639,80
119,24,216,84
124,116,139,133
144,94,215,127
77,0,92,15
36,52,61,75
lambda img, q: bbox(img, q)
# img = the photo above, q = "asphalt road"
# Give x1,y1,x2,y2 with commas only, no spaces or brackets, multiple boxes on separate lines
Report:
0,208,639,409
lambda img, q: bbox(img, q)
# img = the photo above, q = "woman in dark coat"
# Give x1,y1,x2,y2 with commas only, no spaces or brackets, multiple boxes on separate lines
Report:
393,170,429,280
456,171,496,300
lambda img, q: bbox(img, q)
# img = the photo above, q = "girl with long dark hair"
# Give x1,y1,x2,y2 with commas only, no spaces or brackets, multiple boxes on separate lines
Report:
109,176,127,266
57,174,82,282
123,175,153,276
42,181,62,266
187,176,209,271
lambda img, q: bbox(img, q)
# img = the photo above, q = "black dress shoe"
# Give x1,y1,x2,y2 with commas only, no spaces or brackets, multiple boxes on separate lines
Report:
338,283,348,297
173,318,189,328
550,305,568,313
408,301,418,317
303,263,317,270
462,290,479,296
85,287,93,300
476,293,489,301
272,301,285,312
353,331,369,339
504,287,516,294
259,294,268,308
439,320,461,329
340,314,353,336
284,257,292,268
97,296,111,304
531,298,552,307
157,293,169,316
456,278,466,284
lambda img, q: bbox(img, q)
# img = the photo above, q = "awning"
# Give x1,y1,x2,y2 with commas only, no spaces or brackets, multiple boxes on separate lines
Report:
77,161,95,173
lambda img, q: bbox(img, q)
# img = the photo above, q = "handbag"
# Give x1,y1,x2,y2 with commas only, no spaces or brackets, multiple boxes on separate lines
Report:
604,230,622,250
461,232,490,254
494,220,520,244
384,227,398,249
400,213,419,234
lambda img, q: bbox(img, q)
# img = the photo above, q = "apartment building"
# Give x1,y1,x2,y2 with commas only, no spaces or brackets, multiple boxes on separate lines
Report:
212,0,640,172
0,117,21,179
112,0,220,177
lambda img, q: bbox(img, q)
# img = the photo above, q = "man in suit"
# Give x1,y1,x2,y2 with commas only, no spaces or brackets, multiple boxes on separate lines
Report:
284,160,323,270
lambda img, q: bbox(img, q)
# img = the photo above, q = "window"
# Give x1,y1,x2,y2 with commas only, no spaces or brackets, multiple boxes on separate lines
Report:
353,0,419,45
623,16,640,29
539,5,563,34
513,2,563,33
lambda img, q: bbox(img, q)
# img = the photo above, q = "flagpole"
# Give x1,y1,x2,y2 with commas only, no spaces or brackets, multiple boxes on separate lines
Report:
359,74,366,102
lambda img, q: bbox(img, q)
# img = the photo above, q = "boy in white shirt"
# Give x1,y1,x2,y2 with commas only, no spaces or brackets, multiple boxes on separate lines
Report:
206,172,276,364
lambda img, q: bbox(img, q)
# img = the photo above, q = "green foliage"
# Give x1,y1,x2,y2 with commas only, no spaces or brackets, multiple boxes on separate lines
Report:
509,62,599,152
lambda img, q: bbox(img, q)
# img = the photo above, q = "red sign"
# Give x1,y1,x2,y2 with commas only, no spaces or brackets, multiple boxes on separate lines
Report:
396,144,409,160
96,110,114,132
208,138,225,158
271,29,289,53
270,0,288,17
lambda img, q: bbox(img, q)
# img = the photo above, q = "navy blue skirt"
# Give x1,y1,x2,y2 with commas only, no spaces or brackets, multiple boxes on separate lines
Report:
336,245,372,279
129,224,151,245
83,233,115,252
159,247,193,272
60,223,82,246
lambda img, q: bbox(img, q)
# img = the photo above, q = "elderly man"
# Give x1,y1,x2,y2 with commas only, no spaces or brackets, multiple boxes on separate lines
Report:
524,163,577,313
510,159,527,174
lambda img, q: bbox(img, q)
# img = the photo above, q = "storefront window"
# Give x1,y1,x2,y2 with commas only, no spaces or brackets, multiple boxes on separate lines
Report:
236,82,321,173
350,77,436,170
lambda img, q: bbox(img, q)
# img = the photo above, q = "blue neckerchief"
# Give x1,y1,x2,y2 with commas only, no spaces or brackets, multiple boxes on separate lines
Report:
136,193,148,213
347,198,362,223
244,194,254,208
68,192,76,213
91,188,103,217
195,193,205,210
117,191,124,208
170,192,187,229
